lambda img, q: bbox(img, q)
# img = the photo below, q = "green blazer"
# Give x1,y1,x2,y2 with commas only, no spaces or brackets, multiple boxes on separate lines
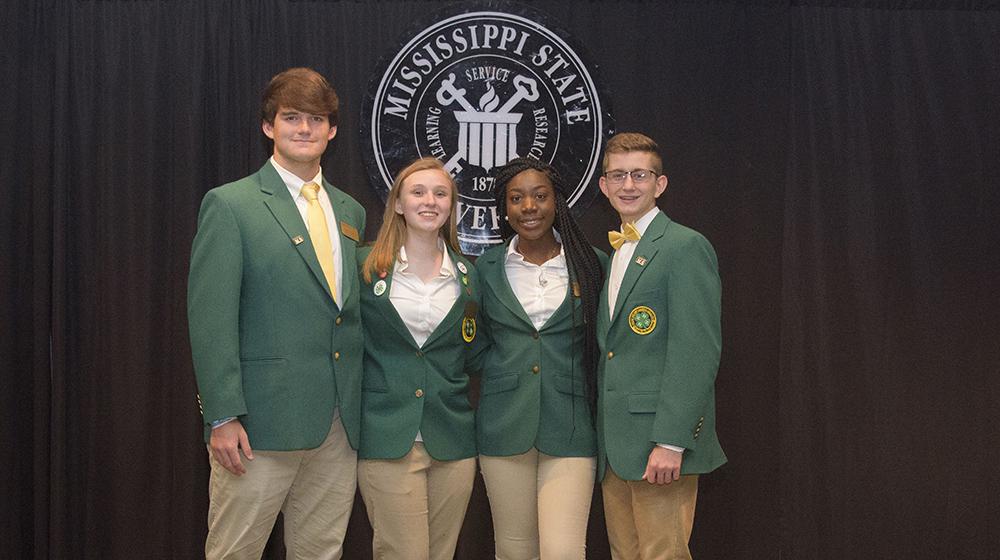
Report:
475,241,607,458
356,246,479,462
597,211,726,481
188,161,365,451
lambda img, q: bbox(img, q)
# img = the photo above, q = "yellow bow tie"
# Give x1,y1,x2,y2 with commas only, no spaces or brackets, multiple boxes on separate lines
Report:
608,222,641,250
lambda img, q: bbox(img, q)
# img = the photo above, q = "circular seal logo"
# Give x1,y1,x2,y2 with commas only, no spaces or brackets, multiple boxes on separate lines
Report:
362,3,612,255
628,305,656,335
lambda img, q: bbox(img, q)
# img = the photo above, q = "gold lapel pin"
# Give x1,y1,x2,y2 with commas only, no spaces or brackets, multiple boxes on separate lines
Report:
292,235,305,245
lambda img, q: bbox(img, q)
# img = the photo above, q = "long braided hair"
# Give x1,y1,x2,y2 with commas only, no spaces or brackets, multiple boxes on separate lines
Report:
492,157,604,423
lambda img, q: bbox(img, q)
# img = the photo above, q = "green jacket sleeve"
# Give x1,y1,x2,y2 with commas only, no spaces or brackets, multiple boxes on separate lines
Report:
650,234,722,449
187,189,248,425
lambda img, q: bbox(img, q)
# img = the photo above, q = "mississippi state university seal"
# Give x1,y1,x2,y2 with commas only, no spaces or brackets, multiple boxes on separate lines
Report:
362,3,612,254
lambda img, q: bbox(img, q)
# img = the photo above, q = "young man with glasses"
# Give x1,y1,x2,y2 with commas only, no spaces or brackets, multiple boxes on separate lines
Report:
596,132,726,560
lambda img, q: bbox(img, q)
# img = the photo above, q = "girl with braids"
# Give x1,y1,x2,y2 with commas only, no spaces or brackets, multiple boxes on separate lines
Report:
356,157,481,560
475,156,607,560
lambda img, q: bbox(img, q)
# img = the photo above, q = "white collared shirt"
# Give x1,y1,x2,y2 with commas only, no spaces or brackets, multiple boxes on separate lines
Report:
607,206,660,315
388,241,460,348
504,233,569,329
271,156,344,303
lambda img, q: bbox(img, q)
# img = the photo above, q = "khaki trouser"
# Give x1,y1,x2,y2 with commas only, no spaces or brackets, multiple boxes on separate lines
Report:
358,443,476,560
601,467,698,560
480,449,596,560
205,413,357,560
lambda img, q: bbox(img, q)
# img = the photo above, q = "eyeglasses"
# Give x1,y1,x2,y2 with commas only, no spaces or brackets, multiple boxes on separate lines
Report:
604,169,658,184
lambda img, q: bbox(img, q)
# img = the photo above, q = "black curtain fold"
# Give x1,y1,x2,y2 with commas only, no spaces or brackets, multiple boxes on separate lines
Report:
782,6,1000,558
3,1,997,558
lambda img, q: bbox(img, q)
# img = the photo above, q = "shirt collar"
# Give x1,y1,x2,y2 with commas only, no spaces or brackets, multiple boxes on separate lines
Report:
396,238,456,278
626,207,661,236
505,231,565,266
271,156,323,199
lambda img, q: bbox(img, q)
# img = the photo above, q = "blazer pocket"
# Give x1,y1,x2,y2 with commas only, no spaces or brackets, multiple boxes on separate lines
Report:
554,373,586,396
627,391,659,414
481,373,519,396
240,357,286,376
240,357,286,365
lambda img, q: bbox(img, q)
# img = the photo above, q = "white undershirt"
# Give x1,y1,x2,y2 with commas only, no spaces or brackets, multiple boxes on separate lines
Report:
271,157,343,304
607,206,660,316
504,233,569,329
388,241,460,348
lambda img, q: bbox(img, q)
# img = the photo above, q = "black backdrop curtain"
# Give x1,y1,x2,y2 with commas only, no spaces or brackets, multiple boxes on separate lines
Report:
2,1,997,558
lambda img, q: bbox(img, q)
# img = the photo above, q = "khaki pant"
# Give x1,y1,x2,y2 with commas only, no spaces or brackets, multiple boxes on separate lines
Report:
358,443,476,560
480,449,596,560
205,413,358,560
601,467,698,560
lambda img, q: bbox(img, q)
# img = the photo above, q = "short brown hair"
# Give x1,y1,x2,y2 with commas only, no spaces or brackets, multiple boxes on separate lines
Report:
602,132,663,174
261,67,339,126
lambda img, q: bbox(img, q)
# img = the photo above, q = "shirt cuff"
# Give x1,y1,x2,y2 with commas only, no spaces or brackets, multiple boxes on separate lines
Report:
657,443,685,453
211,417,237,429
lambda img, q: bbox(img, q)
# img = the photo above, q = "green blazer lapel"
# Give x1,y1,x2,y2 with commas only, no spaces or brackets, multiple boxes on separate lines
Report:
422,250,471,349
610,213,668,323
326,183,360,307
370,272,421,348
258,162,335,301
540,288,573,331
597,269,611,345
479,242,533,327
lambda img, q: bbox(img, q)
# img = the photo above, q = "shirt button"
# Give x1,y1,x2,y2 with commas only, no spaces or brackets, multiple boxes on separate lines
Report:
333,352,341,361
335,316,342,325
415,389,424,398
607,351,614,359
532,365,540,374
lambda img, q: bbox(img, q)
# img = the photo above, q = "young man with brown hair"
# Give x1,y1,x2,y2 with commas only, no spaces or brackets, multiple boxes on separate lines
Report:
596,132,726,560
188,67,366,559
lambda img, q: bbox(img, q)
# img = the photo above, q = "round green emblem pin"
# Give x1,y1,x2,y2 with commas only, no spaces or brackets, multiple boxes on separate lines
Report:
628,305,656,335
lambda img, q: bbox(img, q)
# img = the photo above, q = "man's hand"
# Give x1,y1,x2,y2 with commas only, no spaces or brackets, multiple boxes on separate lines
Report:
642,446,682,485
210,419,254,476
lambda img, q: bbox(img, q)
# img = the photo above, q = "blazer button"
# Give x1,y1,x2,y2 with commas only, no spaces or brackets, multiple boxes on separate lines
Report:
607,351,614,359
335,316,343,325
334,351,341,361
415,389,424,398
532,331,539,339
416,350,423,357
531,365,540,374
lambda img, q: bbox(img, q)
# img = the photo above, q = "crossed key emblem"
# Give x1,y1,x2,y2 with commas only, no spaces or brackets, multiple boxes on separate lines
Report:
436,73,540,174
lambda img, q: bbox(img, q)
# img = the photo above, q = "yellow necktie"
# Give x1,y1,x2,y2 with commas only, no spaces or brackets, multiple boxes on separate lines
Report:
301,182,337,303
608,222,641,250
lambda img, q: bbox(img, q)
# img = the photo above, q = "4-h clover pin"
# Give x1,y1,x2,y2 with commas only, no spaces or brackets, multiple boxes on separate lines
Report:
628,306,657,335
